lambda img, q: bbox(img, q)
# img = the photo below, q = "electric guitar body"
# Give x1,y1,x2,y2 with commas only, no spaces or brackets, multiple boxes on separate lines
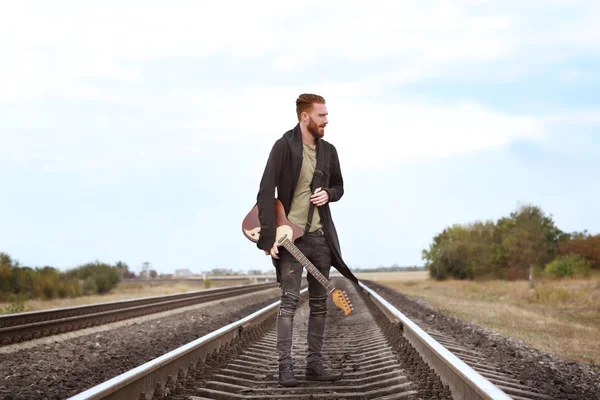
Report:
242,199,353,316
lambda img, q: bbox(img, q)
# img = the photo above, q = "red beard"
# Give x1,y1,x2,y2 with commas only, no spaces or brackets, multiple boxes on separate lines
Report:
308,117,325,138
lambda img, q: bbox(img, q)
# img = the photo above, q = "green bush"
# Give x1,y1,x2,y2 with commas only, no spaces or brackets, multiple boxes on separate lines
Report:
94,273,114,294
69,261,121,295
0,253,124,300
57,281,72,298
35,275,58,300
422,204,566,281
83,277,98,294
544,254,591,278
2,301,26,315
42,284,56,300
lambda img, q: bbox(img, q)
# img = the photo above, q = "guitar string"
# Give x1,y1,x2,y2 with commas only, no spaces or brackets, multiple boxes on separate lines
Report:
282,238,335,293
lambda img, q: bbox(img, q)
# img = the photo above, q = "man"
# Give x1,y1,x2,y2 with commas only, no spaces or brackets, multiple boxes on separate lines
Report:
255,93,360,387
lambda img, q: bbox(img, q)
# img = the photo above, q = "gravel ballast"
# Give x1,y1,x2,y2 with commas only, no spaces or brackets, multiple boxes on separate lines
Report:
364,280,600,400
0,288,281,400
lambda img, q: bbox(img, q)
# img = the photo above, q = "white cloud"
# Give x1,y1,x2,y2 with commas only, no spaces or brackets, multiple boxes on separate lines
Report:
328,98,545,168
0,83,548,170
186,86,548,169
2,0,599,103
544,110,600,125
0,1,288,101
1,1,599,172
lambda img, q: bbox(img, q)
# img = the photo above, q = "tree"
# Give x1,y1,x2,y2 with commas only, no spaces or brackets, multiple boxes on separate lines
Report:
422,203,566,281
247,269,264,275
210,268,239,276
115,261,136,279
67,261,121,294
422,220,496,280
496,204,562,279
140,262,151,279
0,252,13,267
0,252,13,294
0,253,124,300
558,231,600,269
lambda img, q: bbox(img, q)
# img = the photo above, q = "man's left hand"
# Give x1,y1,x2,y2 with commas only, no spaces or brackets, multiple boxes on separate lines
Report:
310,187,329,206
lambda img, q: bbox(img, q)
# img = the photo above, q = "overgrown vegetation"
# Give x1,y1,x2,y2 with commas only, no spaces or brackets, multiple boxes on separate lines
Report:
2,300,26,315
422,203,599,280
0,253,129,303
381,275,600,366
545,254,591,278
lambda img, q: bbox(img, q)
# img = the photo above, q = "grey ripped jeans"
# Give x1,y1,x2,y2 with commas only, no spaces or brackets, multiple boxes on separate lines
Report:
276,230,331,365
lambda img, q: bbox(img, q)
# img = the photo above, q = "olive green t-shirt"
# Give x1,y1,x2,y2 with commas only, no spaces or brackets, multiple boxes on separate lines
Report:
287,142,323,232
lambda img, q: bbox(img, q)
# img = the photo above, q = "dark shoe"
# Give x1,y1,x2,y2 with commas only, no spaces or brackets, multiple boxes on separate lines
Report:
305,361,343,382
278,360,297,387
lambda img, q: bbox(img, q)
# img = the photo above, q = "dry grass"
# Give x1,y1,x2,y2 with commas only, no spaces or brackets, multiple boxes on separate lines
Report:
367,271,600,367
354,270,429,282
0,280,242,313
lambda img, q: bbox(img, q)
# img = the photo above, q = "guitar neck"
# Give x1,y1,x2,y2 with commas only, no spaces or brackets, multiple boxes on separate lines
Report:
282,239,335,293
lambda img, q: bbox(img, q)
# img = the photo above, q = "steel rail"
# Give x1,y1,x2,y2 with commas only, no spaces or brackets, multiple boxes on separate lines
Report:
0,282,278,345
359,281,512,400
67,288,309,400
0,283,276,328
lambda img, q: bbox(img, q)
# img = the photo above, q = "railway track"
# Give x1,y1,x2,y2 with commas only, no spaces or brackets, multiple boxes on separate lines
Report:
388,305,555,400
67,278,559,400
0,282,278,346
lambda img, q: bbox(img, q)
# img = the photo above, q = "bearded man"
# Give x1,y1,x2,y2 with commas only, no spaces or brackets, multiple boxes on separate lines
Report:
255,93,360,387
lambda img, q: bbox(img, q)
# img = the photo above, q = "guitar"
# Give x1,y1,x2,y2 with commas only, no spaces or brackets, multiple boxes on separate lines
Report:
242,199,353,316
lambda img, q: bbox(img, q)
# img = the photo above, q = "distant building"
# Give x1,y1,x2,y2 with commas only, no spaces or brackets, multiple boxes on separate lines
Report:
174,268,193,278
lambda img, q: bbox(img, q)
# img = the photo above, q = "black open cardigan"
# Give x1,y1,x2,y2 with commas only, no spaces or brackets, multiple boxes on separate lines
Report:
255,123,360,287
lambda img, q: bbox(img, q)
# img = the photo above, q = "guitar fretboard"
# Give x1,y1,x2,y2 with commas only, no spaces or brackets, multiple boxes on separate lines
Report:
282,239,335,293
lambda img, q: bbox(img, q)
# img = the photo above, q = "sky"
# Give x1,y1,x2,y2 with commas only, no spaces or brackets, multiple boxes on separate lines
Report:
1,1,599,275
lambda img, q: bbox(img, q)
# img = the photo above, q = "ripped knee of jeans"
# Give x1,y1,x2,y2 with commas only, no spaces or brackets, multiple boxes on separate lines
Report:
309,295,328,316
286,266,298,275
279,290,300,316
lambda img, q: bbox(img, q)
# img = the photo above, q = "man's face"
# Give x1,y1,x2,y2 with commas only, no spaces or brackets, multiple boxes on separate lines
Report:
305,103,328,139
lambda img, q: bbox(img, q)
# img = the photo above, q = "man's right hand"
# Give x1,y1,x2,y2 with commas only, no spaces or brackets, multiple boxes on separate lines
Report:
264,242,279,259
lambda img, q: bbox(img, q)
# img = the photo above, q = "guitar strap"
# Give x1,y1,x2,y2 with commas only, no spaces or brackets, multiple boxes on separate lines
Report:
304,169,323,234
304,140,325,235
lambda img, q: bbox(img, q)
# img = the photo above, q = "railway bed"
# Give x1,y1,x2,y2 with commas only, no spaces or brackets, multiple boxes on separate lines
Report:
0,282,279,346
69,278,560,400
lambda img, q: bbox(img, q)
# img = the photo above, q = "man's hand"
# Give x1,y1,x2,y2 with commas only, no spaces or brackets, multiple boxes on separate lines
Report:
264,242,279,259
310,187,329,206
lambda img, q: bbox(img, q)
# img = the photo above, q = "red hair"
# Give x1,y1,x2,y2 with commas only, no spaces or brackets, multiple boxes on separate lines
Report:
296,93,326,121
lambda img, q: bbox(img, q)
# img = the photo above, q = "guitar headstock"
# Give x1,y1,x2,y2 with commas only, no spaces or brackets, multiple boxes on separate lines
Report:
332,289,353,316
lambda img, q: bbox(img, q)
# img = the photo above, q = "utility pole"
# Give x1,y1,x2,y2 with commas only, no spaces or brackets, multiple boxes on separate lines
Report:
529,264,534,288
